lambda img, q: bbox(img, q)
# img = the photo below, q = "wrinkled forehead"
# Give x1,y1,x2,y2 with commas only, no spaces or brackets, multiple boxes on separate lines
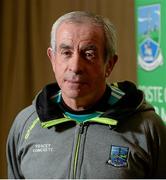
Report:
56,21,105,42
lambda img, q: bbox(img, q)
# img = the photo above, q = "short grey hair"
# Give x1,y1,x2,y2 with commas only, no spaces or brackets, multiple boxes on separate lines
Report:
50,11,117,62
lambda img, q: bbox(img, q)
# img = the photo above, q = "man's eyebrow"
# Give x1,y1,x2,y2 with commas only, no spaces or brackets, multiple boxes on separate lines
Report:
59,43,73,50
81,44,97,51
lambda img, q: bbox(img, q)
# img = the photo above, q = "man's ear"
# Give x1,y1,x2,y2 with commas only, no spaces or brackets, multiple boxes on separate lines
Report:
47,47,56,72
47,47,54,62
105,55,118,77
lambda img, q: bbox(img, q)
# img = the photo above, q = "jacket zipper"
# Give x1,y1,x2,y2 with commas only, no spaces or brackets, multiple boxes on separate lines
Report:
73,123,84,178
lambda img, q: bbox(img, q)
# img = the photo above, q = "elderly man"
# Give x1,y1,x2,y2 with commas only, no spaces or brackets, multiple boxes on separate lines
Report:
7,11,166,179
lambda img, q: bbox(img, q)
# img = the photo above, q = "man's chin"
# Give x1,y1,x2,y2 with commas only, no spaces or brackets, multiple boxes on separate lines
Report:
65,81,87,90
65,90,83,98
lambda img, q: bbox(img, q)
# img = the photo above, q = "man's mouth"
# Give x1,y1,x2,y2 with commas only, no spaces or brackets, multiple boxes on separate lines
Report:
67,80,83,84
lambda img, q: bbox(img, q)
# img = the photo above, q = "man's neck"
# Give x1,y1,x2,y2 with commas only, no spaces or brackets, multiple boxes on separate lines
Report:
61,96,98,111
61,88,107,111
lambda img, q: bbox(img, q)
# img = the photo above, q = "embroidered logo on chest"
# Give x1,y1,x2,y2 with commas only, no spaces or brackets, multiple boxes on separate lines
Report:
107,145,129,167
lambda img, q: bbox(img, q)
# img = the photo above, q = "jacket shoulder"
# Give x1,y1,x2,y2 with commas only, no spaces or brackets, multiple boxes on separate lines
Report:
13,105,37,127
7,105,38,144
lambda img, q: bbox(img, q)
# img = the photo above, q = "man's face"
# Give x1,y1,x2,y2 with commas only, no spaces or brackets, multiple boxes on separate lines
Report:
48,21,116,106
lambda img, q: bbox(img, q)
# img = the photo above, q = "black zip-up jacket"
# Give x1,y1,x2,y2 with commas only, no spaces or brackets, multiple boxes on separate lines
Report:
7,81,166,178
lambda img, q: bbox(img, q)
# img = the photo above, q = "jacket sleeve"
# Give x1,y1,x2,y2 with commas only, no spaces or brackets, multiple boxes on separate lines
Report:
155,117,166,177
6,105,36,179
6,118,23,179
147,113,166,178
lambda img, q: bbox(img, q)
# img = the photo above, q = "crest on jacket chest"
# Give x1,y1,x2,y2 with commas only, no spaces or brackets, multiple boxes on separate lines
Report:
107,145,129,167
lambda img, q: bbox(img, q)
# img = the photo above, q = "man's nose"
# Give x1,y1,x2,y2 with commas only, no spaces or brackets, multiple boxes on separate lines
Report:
68,53,83,74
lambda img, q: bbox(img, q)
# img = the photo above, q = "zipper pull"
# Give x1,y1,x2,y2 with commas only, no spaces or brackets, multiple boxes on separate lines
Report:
79,123,84,134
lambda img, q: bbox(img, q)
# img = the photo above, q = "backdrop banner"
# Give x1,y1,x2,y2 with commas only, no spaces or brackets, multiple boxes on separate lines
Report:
135,0,166,123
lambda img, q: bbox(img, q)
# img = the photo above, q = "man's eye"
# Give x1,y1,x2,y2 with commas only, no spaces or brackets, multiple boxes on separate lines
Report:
85,50,95,60
61,50,72,57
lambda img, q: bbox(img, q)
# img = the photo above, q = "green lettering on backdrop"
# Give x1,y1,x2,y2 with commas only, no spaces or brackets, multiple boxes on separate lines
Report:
135,0,166,124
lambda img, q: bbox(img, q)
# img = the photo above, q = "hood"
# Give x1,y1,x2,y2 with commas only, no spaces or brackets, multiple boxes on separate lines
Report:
34,81,155,127
104,81,154,121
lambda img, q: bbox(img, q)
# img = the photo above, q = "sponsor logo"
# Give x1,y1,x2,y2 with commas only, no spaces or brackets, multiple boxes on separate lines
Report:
137,4,163,71
32,143,55,153
107,145,129,167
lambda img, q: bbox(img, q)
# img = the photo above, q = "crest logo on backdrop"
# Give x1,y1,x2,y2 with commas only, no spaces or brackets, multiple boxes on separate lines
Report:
138,4,163,71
